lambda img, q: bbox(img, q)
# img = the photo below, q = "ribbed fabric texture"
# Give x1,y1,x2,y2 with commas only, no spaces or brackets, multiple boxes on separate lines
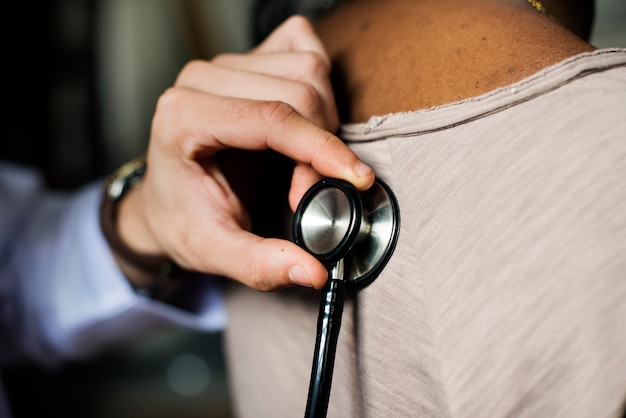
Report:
224,49,626,418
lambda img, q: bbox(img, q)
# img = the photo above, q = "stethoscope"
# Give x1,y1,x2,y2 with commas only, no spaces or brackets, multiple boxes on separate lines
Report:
293,177,401,418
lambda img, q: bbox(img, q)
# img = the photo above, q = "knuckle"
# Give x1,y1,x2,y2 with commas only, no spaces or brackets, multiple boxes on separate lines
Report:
185,59,210,72
291,83,323,121
156,87,180,111
178,60,198,79
247,261,277,292
309,130,337,159
317,130,335,150
299,52,330,78
285,15,313,33
211,53,236,66
154,88,194,151
259,100,297,126
154,88,184,122
177,60,212,83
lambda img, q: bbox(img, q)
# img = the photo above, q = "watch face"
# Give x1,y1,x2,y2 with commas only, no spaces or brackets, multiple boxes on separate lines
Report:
106,177,126,200
106,154,147,201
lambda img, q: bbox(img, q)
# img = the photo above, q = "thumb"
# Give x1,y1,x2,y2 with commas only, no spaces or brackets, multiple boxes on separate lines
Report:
208,229,328,291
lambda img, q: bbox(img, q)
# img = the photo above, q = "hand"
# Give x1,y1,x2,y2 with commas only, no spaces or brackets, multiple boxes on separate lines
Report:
117,16,375,291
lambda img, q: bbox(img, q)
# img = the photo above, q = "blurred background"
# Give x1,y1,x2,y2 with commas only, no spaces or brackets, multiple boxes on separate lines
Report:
1,0,625,417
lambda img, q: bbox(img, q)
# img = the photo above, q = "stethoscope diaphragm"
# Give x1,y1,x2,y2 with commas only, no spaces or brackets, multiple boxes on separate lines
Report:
294,177,400,286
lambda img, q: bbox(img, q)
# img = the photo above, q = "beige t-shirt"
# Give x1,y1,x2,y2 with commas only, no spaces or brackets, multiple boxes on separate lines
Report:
224,48,626,418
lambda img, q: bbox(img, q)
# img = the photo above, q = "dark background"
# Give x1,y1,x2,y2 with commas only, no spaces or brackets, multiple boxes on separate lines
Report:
2,1,238,417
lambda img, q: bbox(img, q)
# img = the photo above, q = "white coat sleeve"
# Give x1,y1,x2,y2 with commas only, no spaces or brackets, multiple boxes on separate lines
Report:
0,162,226,367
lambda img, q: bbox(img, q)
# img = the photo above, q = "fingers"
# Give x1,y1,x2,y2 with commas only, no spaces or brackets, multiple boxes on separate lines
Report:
134,155,327,291
212,51,338,131
175,58,338,131
212,51,329,81
152,88,374,189
253,15,330,67
139,15,372,293
175,15,339,132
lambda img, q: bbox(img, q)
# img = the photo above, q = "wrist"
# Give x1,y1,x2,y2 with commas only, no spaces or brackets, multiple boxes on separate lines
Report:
100,154,192,290
117,183,163,258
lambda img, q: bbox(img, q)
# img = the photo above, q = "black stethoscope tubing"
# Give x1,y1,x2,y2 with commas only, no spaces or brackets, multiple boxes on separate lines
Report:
305,268,345,418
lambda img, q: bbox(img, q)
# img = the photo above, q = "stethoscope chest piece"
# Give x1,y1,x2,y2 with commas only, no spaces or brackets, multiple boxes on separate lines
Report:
294,177,400,287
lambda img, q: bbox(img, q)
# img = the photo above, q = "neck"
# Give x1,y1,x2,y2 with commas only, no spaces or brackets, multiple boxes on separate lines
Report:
315,0,595,123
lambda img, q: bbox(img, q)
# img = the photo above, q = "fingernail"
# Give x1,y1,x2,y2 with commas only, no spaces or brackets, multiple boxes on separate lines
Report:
289,265,312,287
355,161,373,176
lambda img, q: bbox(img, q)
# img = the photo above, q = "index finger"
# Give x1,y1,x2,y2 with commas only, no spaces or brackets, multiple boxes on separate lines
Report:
157,88,374,190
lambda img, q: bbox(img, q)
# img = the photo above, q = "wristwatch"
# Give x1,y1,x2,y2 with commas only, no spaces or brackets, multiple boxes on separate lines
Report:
100,153,189,290
104,153,147,202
